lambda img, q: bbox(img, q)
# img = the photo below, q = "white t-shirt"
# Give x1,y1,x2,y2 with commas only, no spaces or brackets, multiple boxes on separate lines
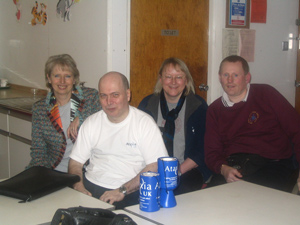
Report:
70,106,168,189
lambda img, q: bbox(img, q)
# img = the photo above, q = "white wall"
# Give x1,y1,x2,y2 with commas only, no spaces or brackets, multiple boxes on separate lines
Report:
207,0,226,104
208,0,299,106
249,0,298,106
0,0,298,106
107,0,130,77
0,0,108,90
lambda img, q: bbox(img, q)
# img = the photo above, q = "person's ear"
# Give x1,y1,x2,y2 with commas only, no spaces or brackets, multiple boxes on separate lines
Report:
246,72,251,83
159,74,163,84
218,73,222,83
47,74,51,83
126,89,131,102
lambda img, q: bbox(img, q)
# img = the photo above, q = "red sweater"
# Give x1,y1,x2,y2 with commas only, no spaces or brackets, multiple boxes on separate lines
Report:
205,84,300,174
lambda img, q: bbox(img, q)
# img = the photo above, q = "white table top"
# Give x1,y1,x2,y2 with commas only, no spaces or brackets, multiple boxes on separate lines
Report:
0,187,114,225
125,181,300,225
114,210,158,225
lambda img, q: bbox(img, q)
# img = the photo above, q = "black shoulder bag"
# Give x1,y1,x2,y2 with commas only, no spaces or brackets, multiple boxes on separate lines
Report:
51,207,137,225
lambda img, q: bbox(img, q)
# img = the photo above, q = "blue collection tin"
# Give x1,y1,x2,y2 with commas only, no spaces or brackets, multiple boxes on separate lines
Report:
158,157,179,208
139,172,160,212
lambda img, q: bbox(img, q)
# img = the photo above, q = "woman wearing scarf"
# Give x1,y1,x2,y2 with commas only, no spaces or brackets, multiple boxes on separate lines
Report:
27,54,101,172
138,57,211,194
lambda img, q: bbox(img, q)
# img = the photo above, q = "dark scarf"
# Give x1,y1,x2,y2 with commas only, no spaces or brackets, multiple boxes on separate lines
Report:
160,89,186,156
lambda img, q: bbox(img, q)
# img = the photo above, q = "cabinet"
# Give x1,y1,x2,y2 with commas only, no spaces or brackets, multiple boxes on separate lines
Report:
0,108,32,179
0,108,9,178
9,138,31,177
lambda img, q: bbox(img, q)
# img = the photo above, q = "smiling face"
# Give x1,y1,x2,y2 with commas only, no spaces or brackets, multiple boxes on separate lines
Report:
219,61,251,103
98,73,130,123
47,65,75,104
159,64,187,103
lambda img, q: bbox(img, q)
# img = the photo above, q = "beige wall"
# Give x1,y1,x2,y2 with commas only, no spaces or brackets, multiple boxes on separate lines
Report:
0,0,298,105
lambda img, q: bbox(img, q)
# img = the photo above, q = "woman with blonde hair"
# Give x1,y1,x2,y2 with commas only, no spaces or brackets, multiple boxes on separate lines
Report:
28,54,101,172
139,57,211,194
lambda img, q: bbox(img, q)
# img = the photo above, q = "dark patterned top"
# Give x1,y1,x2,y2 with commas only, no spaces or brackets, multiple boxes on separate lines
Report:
27,86,101,169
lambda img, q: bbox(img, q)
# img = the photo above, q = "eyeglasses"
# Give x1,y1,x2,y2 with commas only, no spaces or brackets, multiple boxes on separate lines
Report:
162,75,185,82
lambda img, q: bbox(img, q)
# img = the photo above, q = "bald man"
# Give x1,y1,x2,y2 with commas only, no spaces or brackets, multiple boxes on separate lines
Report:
69,72,168,209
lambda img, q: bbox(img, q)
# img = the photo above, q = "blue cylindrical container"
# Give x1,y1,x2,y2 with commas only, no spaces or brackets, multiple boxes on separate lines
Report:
158,157,178,189
158,157,179,208
139,172,160,212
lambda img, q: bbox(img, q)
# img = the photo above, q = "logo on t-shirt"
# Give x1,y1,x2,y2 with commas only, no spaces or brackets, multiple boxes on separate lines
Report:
248,111,259,124
126,142,137,148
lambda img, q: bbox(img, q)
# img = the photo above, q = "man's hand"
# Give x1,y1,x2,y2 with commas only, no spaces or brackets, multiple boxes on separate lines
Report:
69,159,92,196
73,181,92,196
98,162,158,204
100,189,125,204
221,164,243,183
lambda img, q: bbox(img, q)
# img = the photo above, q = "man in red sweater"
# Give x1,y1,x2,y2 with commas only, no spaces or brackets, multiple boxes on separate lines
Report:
205,55,300,192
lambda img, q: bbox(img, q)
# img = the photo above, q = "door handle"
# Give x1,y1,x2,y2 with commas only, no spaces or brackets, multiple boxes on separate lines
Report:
198,84,209,91
295,80,300,88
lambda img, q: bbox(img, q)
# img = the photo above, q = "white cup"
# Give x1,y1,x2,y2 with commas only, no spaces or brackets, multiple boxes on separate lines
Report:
0,79,8,87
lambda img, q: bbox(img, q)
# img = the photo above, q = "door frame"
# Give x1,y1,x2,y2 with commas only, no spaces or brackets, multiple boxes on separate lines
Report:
295,0,300,114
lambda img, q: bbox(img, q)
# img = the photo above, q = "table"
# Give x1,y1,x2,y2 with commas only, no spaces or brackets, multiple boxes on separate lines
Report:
114,210,158,225
125,181,300,225
0,187,114,225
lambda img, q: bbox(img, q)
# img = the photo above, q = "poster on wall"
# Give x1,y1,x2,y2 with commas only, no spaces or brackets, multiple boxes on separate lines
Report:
13,0,21,21
226,0,250,29
57,0,81,22
239,29,256,62
222,28,255,62
251,0,267,23
30,1,47,26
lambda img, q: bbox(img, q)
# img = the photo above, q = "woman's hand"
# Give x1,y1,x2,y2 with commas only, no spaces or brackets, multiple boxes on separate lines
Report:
67,117,79,141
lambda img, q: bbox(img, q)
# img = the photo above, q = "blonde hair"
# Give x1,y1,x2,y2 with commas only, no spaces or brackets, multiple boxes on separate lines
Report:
45,54,80,89
154,57,195,95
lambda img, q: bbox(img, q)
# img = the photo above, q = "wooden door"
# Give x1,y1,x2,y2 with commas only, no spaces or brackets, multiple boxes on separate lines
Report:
130,0,209,107
296,1,300,114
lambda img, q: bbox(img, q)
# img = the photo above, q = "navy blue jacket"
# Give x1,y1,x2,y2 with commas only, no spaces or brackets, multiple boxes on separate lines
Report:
138,93,212,182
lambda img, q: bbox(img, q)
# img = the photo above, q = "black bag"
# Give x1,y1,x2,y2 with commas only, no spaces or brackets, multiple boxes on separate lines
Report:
227,153,267,176
0,166,80,202
51,207,137,225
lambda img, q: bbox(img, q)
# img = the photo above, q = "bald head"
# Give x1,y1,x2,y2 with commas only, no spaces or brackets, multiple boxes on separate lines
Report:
98,71,131,123
99,72,129,92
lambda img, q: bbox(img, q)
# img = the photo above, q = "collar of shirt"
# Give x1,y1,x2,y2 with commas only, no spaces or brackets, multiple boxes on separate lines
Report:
221,83,251,107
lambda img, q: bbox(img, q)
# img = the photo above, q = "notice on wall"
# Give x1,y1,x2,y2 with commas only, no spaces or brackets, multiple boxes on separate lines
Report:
222,29,239,58
239,29,256,62
251,0,267,23
228,0,248,26
222,28,256,62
